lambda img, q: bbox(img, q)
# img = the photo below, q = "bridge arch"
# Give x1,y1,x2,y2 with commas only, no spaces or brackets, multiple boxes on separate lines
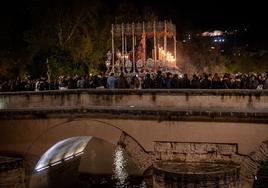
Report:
34,136,92,172
24,118,152,177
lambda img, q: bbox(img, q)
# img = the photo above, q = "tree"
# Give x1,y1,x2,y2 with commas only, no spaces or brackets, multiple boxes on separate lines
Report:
24,0,105,78
2,0,163,79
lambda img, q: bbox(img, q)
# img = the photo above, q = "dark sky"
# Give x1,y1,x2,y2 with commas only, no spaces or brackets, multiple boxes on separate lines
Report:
2,0,266,29
139,0,266,28
1,0,267,49
137,0,268,48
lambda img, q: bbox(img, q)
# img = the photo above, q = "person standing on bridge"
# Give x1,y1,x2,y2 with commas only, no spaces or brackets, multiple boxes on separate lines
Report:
263,72,268,89
107,73,116,89
118,72,129,89
154,70,165,89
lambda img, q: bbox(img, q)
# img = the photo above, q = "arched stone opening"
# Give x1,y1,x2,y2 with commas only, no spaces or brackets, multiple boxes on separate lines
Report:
30,136,92,188
34,136,91,172
24,119,152,188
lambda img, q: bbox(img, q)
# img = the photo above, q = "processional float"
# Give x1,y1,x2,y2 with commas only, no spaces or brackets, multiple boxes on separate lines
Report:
106,20,178,75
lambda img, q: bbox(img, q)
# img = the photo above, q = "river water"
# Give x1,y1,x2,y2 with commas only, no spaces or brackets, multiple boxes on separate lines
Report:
78,146,150,188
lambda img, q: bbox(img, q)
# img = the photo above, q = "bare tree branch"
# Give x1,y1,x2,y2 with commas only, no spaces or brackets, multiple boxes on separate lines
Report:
65,12,84,44
57,8,64,46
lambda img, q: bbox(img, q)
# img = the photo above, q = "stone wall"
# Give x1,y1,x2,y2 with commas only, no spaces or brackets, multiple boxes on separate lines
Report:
154,141,242,163
118,132,154,173
154,142,245,188
153,141,268,187
1,89,268,187
0,90,268,113
0,156,25,188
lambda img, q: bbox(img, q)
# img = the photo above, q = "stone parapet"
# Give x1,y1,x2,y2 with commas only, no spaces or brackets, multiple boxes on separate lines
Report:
0,89,268,113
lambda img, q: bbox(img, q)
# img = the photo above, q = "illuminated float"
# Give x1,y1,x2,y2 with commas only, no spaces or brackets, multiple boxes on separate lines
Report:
106,21,178,75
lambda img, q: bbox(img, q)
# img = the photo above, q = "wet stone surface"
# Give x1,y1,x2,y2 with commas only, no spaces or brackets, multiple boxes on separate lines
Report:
153,161,240,188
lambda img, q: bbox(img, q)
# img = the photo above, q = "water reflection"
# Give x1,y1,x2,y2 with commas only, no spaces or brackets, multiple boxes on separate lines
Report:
78,144,148,188
112,146,129,187
112,145,147,188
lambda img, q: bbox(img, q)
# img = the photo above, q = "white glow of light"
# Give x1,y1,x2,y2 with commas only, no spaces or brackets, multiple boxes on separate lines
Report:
75,151,84,157
202,30,223,37
51,161,62,166
112,146,128,187
64,155,73,161
35,136,91,171
36,166,49,172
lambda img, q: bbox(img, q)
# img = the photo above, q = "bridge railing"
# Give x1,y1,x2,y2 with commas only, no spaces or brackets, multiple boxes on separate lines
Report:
0,89,268,113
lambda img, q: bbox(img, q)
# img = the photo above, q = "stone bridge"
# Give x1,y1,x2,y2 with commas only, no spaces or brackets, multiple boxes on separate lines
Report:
0,89,268,188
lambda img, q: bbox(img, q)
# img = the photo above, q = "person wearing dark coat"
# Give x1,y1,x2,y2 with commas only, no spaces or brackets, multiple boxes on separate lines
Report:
165,72,172,89
191,74,200,89
180,74,190,88
171,74,180,88
200,74,211,89
154,71,165,89
143,74,153,89
118,73,129,89
211,73,222,89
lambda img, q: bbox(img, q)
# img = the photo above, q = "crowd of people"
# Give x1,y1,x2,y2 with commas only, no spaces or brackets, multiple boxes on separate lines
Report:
1,71,268,92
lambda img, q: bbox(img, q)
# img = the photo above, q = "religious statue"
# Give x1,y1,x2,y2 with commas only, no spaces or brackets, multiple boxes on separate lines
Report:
115,59,121,73
146,58,154,72
158,60,165,72
125,60,132,73
106,50,112,61
106,50,112,70
136,59,143,73
116,49,121,59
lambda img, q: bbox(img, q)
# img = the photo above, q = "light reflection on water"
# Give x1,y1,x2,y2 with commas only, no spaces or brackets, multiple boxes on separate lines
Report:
111,145,147,188
78,145,148,188
112,145,128,187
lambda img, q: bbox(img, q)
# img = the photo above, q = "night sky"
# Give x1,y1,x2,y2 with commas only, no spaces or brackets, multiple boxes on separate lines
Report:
1,0,267,49
138,0,267,48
